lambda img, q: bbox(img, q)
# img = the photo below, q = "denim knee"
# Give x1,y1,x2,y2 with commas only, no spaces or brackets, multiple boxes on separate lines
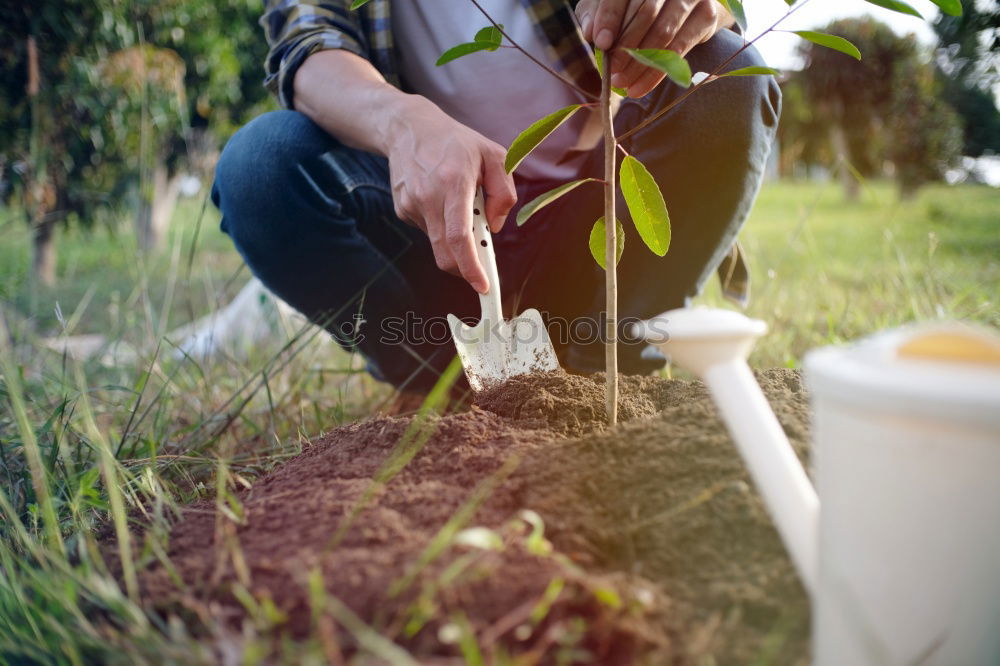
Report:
705,30,782,138
212,110,332,263
214,111,326,208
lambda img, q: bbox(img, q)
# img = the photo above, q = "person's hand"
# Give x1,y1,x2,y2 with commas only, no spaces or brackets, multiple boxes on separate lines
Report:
384,95,517,294
575,0,732,98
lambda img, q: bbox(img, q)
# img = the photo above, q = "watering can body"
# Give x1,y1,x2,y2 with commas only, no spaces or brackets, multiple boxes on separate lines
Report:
807,333,1000,665
632,308,1000,665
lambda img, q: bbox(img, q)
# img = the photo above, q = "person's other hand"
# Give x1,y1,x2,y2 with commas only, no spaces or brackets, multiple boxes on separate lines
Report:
575,0,732,98
385,96,517,294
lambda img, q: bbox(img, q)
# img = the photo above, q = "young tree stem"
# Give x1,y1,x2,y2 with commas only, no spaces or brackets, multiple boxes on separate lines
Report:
602,53,618,426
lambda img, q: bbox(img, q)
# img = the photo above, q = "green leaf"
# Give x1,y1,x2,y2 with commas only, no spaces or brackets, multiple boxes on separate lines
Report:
436,41,497,66
623,48,692,88
350,0,372,8
722,65,781,77
928,0,962,15
505,104,583,173
716,0,747,31
592,584,623,609
862,0,922,18
594,49,629,96
793,31,862,60
588,217,625,270
437,24,504,66
516,178,598,226
619,156,671,256
473,24,503,48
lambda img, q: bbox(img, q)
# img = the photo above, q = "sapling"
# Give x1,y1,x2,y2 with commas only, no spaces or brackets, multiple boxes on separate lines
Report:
350,0,961,424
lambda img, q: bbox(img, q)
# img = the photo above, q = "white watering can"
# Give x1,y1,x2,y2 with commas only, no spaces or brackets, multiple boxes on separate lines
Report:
632,307,1000,666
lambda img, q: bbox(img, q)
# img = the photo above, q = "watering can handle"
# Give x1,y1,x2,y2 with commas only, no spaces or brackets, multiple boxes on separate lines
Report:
472,188,503,324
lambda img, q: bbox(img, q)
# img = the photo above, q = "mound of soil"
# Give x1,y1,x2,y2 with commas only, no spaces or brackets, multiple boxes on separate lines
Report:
475,371,672,436
516,370,811,664
136,369,811,664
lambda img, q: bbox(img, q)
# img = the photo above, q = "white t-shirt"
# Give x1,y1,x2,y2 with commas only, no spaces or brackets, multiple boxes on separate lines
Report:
391,0,590,182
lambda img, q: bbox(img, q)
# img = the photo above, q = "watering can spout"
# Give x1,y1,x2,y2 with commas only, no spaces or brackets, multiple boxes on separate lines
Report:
633,308,820,593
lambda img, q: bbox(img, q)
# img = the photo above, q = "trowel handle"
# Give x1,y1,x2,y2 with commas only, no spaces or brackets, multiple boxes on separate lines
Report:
472,188,503,324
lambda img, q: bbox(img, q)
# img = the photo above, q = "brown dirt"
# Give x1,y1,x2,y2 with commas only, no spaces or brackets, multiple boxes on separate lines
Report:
475,371,671,436
135,368,811,664
515,369,812,665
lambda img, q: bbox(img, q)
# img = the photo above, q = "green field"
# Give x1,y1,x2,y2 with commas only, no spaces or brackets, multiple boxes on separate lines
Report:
706,181,999,366
3,180,996,362
0,180,997,663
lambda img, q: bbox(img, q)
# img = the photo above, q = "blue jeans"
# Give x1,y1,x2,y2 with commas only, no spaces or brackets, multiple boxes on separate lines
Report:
212,29,780,391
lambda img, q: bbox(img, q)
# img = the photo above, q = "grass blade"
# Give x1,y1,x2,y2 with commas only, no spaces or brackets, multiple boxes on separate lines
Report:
72,363,138,601
0,314,65,556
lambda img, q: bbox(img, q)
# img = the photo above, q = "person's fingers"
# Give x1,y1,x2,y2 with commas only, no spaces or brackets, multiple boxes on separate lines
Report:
593,0,630,50
575,0,599,41
625,65,663,100
481,145,517,233
610,0,662,77
625,1,714,97
616,0,695,87
392,181,428,232
425,197,458,278
665,0,715,57
443,184,489,293
408,180,456,277
620,67,666,99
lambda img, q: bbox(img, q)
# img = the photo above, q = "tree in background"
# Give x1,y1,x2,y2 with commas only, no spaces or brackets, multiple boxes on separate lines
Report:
775,75,835,178
0,2,185,284
131,0,273,249
934,0,1000,158
794,17,962,199
96,44,188,252
0,0,272,285
148,0,273,142
890,52,964,198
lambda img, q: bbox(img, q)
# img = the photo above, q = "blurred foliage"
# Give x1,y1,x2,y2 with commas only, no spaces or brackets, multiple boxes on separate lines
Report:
137,0,273,143
0,0,271,230
933,0,1000,157
889,55,964,197
775,76,832,177
779,17,963,197
0,2,184,227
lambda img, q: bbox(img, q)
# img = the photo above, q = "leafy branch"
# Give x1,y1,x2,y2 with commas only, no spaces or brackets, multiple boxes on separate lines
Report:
353,0,962,425
618,0,960,142
465,0,598,101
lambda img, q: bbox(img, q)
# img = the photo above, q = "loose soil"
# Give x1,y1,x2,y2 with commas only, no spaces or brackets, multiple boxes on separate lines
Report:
136,369,811,664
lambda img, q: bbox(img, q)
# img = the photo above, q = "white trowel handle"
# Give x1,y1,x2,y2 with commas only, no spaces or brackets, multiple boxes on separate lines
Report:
472,189,503,324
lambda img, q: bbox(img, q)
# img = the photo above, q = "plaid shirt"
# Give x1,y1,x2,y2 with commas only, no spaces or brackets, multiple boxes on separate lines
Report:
261,0,600,108
259,0,750,304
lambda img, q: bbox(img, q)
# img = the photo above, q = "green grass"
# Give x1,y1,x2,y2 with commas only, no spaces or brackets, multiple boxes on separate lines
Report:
703,181,999,367
3,181,995,360
0,180,997,663
0,197,244,337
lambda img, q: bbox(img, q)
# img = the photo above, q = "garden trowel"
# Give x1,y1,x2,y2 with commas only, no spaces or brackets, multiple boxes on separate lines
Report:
447,190,560,391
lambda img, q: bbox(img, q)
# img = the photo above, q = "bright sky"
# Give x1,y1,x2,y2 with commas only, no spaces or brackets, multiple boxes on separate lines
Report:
746,0,944,69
